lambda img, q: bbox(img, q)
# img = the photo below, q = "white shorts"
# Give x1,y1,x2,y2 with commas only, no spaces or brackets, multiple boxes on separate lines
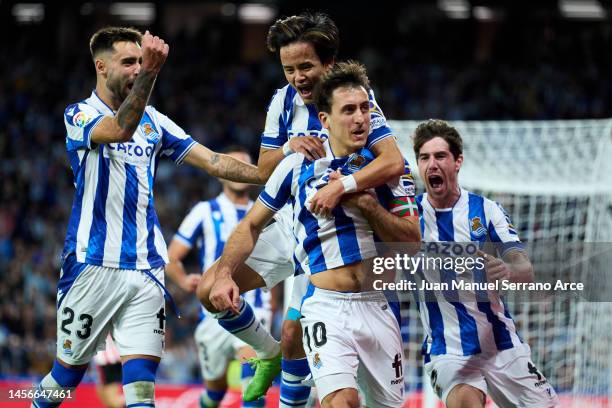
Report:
56,255,165,365
300,285,405,407
425,346,559,407
195,307,272,381
244,219,295,289
288,273,310,315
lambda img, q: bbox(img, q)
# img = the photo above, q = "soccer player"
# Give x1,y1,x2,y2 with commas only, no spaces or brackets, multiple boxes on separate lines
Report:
31,27,262,408
197,12,406,404
166,145,273,408
413,119,560,408
207,61,420,408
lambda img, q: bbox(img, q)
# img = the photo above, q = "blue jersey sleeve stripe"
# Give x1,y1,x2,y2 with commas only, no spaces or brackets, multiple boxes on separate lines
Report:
258,192,282,212
173,233,193,248
366,128,393,149
261,136,284,149
174,140,197,165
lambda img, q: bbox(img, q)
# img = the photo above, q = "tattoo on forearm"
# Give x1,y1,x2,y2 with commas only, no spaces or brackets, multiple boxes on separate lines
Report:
215,155,262,184
209,153,220,165
116,71,156,133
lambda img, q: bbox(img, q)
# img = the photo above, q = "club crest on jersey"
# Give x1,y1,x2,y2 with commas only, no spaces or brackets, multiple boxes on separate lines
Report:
470,216,487,238
62,339,73,355
141,122,160,144
312,352,323,369
73,111,91,128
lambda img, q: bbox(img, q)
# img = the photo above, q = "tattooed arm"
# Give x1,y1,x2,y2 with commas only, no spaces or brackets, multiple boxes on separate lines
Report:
183,144,264,184
91,31,169,144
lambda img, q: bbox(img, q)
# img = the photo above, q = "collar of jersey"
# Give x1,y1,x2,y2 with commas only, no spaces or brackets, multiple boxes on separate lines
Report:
426,187,468,212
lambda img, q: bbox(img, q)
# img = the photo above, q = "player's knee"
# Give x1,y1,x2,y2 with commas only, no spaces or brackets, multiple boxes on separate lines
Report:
122,358,159,403
281,318,304,359
322,388,359,408
196,270,217,313
446,384,486,408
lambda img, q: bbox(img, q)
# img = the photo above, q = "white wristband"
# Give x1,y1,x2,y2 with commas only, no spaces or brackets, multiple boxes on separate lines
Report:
340,175,357,193
282,141,294,157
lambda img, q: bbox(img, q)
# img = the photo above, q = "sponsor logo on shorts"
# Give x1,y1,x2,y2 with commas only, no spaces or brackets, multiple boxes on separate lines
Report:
391,352,404,385
528,362,548,388
62,339,73,355
312,352,323,369
431,369,442,397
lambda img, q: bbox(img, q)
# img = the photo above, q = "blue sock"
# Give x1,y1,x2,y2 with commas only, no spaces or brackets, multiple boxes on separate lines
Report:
122,358,158,408
200,388,226,408
32,360,87,408
216,297,279,359
279,357,311,408
241,361,266,407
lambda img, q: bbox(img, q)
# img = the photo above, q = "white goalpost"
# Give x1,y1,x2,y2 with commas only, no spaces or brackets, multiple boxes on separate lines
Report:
389,119,612,407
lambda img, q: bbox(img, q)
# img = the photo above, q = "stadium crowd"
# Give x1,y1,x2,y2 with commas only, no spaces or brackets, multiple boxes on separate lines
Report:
1,4,611,383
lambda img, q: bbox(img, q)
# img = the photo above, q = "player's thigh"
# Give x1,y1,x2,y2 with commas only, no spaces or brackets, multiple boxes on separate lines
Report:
194,318,234,381
446,384,486,408
300,288,359,402
244,221,295,289
424,355,487,407
112,268,166,359
485,351,559,408
56,259,127,365
354,295,405,408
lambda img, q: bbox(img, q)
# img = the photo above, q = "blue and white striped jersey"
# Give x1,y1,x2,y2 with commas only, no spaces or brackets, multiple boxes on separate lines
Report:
261,84,392,150
62,91,196,270
173,193,269,317
259,142,415,275
260,84,394,229
416,188,525,357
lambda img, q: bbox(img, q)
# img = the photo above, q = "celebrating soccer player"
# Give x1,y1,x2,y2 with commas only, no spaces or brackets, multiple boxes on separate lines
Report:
206,61,420,407
31,27,262,408
413,119,560,408
196,12,406,404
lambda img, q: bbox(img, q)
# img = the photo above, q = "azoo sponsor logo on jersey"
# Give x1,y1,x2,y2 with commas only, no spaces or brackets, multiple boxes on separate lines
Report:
288,130,328,140
107,142,155,158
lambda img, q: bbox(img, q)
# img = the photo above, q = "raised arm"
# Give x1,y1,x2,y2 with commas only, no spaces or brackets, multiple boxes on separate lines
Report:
183,144,264,184
92,31,168,144
310,137,404,216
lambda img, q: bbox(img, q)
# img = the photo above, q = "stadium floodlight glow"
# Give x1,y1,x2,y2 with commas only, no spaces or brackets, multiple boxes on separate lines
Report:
109,2,156,24
12,3,44,23
237,3,277,24
473,6,496,21
559,0,606,19
438,0,470,19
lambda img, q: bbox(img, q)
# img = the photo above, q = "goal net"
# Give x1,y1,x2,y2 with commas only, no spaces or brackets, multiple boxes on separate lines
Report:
389,119,612,407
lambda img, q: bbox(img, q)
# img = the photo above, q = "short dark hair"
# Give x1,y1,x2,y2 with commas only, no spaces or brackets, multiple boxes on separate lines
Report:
266,12,339,64
89,26,142,59
314,61,370,113
413,119,463,159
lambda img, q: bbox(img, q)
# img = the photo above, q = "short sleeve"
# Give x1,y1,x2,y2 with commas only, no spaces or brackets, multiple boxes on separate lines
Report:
258,154,297,212
64,103,105,151
366,89,393,149
156,110,197,165
174,202,207,248
261,87,291,149
485,201,524,256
